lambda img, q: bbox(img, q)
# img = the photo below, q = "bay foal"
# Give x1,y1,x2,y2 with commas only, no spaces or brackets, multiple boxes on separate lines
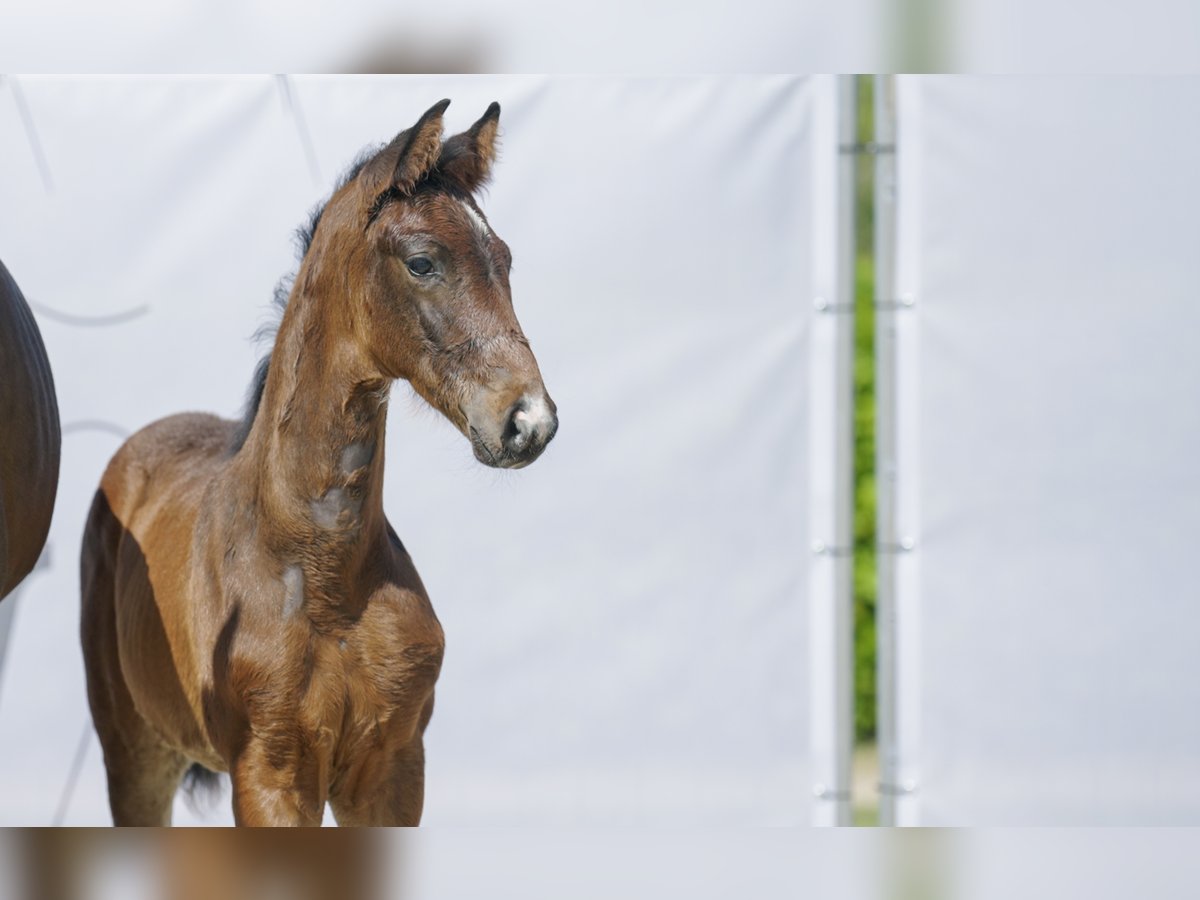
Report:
81,100,557,826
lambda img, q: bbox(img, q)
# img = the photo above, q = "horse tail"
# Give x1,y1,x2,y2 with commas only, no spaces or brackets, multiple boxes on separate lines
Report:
180,763,224,814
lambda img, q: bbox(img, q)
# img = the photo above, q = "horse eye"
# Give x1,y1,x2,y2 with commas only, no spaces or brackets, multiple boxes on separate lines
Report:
406,256,435,277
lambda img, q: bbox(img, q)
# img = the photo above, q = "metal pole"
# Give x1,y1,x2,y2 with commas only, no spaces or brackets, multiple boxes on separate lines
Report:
831,74,858,826
873,74,901,826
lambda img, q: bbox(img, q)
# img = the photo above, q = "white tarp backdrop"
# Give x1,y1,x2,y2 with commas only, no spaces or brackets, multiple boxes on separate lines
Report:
0,76,844,825
888,76,1200,824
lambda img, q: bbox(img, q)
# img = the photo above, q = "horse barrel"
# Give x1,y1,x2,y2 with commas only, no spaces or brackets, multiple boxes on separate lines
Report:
0,258,60,601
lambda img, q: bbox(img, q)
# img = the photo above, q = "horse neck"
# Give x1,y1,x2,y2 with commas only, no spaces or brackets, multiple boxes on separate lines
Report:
240,276,391,586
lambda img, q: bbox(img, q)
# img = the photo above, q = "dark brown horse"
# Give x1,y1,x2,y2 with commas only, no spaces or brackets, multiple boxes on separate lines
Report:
1,259,60,601
81,100,557,826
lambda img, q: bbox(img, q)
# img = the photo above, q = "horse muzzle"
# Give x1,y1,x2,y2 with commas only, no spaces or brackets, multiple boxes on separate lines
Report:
468,392,558,469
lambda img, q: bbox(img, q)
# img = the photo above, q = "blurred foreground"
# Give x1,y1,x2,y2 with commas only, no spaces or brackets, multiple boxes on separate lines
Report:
6,829,1200,900
1,0,1196,72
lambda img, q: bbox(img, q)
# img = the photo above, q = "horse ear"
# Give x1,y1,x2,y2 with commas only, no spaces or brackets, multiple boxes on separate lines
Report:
439,102,501,192
363,99,451,197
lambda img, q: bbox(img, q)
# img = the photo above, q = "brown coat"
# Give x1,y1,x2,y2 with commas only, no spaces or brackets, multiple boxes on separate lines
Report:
81,100,556,826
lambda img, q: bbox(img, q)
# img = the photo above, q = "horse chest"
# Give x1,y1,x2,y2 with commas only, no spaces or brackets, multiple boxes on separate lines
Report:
291,607,443,747
344,620,441,710
215,518,441,761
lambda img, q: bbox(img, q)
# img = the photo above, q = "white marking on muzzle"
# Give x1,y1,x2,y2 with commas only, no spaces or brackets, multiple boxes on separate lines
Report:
515,395,553,437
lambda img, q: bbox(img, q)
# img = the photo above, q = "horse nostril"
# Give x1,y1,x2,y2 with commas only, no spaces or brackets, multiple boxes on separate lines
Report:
501,395,555,456
502,406,532,451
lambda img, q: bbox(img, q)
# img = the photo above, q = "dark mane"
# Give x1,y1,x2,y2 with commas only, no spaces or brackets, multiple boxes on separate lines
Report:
228,133,484,454
229,147,380,453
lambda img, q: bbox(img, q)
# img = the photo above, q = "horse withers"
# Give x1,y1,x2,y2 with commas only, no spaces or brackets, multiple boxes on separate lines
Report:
81,100,557,826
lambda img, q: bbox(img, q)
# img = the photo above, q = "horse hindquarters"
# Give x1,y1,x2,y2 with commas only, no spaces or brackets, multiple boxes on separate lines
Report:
80,489,187,826
0,259,61,600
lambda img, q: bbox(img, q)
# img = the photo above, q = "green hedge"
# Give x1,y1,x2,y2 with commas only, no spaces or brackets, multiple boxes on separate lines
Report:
853,77,877,744
854,253,876,742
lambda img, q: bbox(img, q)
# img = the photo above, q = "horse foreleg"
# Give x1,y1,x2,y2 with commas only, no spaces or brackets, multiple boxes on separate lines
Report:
330,738,426,827
230,740,325,826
